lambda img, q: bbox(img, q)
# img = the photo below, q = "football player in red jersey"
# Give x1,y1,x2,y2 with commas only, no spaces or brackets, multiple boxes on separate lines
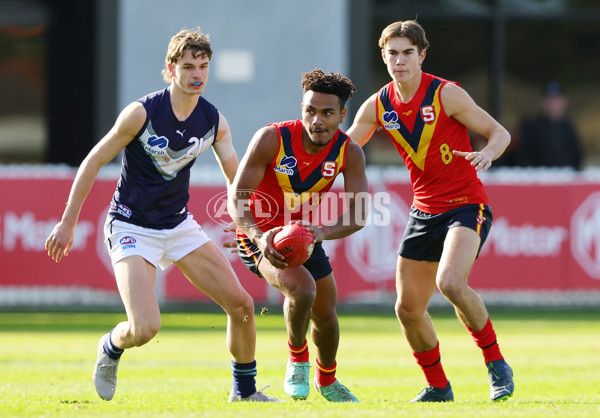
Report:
229,69,368,402
347,20,514,402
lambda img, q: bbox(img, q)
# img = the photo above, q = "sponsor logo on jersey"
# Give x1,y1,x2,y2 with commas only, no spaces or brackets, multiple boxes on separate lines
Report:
143,135,169,156
382,110,401,130
274,155,297,176
120,236,137,250
117,204,132,218
321,161,338,179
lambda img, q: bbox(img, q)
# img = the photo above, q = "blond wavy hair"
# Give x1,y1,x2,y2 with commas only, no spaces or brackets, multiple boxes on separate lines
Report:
162,28,212,83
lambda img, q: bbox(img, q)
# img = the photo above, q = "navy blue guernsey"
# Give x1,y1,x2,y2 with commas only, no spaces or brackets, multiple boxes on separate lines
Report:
108,88,219,229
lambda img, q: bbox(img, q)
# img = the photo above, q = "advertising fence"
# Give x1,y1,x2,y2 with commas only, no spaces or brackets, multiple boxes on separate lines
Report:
1,167,600,307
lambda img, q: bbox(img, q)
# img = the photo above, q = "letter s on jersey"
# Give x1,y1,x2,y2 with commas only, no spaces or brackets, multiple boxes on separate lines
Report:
321,161,338,179
420,106,436,124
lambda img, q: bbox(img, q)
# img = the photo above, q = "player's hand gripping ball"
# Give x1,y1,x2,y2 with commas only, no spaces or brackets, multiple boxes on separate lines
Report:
272,223,314,268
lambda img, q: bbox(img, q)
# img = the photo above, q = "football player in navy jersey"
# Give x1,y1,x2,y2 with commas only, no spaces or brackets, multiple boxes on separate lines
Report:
45,29,282,403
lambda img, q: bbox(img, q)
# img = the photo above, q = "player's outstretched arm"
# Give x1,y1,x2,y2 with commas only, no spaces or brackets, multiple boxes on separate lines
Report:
45,102,145,262
346,93,379,146
309,141,369,242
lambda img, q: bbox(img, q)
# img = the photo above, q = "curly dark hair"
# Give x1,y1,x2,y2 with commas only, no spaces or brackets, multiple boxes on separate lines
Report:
301,68,356,109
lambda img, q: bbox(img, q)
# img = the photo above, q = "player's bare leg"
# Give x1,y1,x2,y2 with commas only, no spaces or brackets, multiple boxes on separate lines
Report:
259,262,316,348
93,255,159,400
395,258,438,352
176,242,256,362
395,257,453,402
178,241,282,402
311,274,339,367
310,274,358,402
436,227,514,401
259,261,316,400
112,256,161,348
436,227,488,331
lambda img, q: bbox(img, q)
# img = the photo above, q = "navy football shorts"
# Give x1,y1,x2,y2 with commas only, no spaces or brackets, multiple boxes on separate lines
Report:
235,236,332,280
398,203,493,262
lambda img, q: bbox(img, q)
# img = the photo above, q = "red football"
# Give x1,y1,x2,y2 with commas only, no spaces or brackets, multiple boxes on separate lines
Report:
272,223,315,268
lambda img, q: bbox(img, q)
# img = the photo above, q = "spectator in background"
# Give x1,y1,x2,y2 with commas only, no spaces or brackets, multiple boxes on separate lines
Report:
513,82,583,170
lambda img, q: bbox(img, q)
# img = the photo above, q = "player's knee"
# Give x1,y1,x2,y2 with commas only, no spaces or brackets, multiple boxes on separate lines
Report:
311,306,337,328
239,291,254,312
287,283,317,308
395,300,421,323
227,290,255,318
229,288,254,310
437,276,465,303
130,321,161,346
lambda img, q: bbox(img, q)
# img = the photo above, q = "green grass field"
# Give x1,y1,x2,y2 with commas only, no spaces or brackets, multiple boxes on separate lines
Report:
1,307,599,417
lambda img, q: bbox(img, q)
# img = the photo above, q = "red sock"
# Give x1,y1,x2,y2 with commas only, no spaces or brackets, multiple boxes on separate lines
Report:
288,339,309,363
413,342,449,389
315,359,337,387
467,317,504,363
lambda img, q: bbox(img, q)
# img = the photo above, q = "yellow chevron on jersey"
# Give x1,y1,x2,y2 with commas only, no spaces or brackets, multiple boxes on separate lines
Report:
376,79,443,171
271,121,348,212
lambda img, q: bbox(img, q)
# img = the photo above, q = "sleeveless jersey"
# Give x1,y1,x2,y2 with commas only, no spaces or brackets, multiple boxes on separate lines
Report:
376,72,488,213
247,119,349,232
108,87,219,229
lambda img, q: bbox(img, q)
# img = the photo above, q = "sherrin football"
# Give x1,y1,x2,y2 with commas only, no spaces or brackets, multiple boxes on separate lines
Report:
272,223,315,268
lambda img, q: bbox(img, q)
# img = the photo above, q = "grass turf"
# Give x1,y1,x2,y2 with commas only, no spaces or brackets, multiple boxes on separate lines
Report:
0,308,599,417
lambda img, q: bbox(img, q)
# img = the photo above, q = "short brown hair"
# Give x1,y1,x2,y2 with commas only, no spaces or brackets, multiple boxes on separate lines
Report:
378,20,430,53
301,68,356,109
162,29,212,83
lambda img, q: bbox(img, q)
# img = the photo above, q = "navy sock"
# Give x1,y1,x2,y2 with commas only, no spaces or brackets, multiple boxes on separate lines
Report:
103,329,124,360
231,360,257,398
